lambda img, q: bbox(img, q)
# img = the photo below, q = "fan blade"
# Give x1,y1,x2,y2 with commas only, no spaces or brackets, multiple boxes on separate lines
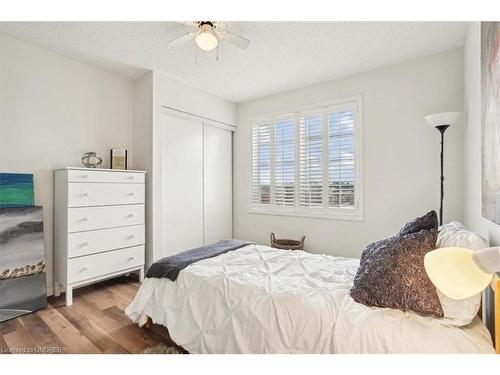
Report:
168,32,196,46
222,31,250,49
214,21,229,30
178,21,198,27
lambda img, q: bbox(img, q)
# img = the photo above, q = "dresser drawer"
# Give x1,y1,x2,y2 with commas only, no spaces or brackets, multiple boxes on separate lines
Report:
68,245,144,284
68,183,144,207
68,204,144,232
68,169,145,184
67,225,145,258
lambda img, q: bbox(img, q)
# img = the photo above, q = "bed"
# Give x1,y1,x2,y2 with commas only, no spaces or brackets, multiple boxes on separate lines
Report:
125,243,496,354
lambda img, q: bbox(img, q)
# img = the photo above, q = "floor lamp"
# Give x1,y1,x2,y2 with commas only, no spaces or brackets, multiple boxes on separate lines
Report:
425,112,461,226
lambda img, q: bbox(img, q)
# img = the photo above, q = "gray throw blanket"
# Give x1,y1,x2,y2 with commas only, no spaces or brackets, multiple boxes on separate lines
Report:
145,239,254,281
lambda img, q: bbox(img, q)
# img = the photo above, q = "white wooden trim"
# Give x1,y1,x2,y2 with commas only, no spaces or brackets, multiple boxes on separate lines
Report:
321,108,329,209
294,112,300,213
161,106,235,132
354,97,364,218
269,119,276,206
248,207,364,222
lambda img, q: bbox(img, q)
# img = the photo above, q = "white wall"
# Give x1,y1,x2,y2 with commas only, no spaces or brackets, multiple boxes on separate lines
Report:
234,49,465,258
153,72,236,126
0,33,134,294
463,22,500,246
133,72,154,267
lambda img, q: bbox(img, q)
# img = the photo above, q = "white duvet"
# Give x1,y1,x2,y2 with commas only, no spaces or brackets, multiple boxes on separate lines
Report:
125,244,494,354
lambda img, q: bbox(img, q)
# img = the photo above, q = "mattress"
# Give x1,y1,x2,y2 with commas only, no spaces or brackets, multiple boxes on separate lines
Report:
125,244,494,354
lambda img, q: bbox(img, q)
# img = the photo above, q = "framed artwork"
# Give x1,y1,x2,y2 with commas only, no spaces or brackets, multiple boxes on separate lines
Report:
0,206,47,322
481,22,500,223
0,173,34,207
110,149,128,170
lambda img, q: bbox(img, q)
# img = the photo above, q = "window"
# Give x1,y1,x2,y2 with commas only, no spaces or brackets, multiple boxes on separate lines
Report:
250,97,362,220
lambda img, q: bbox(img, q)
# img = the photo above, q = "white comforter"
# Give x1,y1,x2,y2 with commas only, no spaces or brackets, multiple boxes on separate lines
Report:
125,244,494,354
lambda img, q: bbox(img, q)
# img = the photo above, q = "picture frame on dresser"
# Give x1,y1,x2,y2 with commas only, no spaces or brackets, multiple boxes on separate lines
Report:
54,167,146,306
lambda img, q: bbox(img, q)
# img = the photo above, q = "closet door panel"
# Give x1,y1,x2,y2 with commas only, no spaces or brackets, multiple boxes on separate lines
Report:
162,114,204,255
203,124,233,244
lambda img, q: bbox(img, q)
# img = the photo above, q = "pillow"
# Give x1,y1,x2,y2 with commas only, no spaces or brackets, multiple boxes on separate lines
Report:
398,210,438,236
437,221,487,250
433,221,488,327
350,229,443,318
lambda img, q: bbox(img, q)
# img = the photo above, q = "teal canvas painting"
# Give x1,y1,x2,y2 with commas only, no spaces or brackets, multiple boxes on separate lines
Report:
0,173,34,207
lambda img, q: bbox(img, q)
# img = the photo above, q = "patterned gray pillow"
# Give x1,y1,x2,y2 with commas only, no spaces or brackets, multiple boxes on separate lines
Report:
350,229,443,318
398,210,438,236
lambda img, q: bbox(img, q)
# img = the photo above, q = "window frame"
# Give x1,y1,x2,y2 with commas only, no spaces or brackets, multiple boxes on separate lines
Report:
247,95,364,222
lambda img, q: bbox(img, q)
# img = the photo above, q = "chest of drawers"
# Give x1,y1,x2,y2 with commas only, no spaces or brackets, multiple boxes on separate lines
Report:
54,167,146,306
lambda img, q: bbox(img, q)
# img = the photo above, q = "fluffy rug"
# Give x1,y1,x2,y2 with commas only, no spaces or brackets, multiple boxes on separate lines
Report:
141,343,187,354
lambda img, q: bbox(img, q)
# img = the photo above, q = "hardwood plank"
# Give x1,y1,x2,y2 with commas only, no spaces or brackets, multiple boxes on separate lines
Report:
19,312,66,353
109,282,138,301
0,330,11,354
38,305,102,353
107,323,161,353
58,305,128,354
0,318,18,336
78,294,127,331
103,306,135,327
86,285,129,311
2,319,39,354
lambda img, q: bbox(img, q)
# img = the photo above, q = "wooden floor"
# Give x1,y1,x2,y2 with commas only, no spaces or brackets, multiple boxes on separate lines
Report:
0,275,177,354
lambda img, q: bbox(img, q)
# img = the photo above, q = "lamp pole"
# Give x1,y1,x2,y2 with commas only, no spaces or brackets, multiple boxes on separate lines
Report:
435,124,450,226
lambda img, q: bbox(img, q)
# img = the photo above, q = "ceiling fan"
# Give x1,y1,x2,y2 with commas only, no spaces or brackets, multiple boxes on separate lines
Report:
168,21,250,52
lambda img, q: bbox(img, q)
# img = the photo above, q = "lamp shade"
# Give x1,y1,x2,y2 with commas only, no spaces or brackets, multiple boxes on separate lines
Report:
195,31,218,51
424,112,461,128
424,247,493,300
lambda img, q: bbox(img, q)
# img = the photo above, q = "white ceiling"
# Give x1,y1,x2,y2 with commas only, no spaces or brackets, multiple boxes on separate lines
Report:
0,22,468,103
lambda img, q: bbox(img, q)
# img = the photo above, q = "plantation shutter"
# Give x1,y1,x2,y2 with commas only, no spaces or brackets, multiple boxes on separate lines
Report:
273,118,295,207
251,123,271,205
299,112,323,208
328,107,356,208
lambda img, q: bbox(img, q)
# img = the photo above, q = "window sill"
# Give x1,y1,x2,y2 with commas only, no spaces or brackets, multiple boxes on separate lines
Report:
247,207,364,222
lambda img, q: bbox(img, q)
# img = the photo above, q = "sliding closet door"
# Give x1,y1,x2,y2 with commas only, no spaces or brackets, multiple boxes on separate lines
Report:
203,124,233,244
162,114,204,255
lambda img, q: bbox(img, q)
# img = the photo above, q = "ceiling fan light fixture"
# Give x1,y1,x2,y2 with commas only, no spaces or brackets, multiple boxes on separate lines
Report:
195,30,218,51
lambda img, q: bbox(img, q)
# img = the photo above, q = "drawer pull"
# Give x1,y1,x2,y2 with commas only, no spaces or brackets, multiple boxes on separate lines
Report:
127,213,135,218
81,241,89,247
127,176,135,180
127,235,135,240
127,256,136,261
80,266,89,272
80,217,89,222
80,174,89,179
81,192,89,197
127,192,135,196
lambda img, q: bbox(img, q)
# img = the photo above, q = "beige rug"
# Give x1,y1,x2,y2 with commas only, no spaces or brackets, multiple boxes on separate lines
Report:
141,343,187,354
